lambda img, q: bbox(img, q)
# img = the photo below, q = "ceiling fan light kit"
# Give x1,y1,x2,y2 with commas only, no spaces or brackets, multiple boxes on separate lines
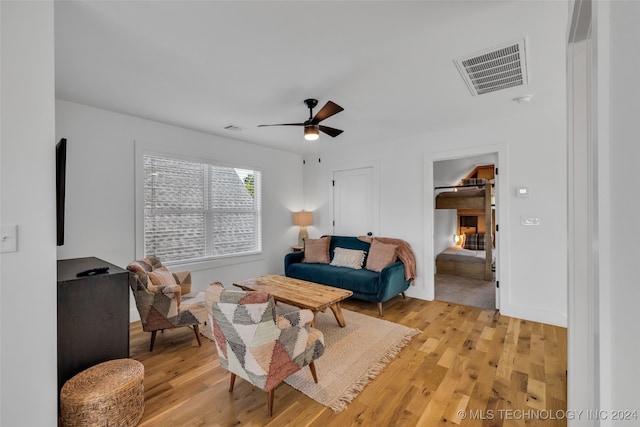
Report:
304,125,320,141
258,98,344,141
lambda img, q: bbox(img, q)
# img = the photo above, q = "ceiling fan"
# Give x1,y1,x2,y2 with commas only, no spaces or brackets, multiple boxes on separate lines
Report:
258,98,344,141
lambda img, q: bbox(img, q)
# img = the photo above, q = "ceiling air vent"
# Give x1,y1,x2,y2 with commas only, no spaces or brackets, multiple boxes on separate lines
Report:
455,38,528,96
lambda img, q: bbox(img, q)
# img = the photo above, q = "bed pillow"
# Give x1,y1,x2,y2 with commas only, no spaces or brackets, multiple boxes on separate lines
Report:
303,237,331,264
330,247,366,269
463,233,486,250
365,239,398,272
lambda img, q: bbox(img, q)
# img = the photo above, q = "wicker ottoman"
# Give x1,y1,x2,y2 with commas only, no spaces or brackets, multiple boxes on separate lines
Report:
60,358,145,427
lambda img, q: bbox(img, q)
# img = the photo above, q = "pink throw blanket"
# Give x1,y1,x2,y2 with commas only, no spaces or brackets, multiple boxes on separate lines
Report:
358,236,417,285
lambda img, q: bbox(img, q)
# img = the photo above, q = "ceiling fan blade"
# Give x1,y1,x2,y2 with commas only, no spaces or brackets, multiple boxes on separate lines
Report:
311,101,344,124
257,123,305,127
318,125,344,138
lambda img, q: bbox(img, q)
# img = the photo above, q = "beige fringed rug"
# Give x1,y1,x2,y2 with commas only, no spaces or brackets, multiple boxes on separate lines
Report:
283,308,420,413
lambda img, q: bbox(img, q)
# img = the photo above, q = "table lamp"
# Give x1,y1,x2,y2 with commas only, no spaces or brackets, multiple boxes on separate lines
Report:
293,211,313,246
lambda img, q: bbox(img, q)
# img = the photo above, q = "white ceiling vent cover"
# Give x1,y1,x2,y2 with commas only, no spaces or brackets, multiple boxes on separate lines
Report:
455,38,528,96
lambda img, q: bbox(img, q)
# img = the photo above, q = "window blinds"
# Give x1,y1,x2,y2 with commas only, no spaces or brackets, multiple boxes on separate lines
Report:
144,154,262,263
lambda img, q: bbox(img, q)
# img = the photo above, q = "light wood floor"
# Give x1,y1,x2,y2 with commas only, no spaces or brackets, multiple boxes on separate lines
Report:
130,295,567,427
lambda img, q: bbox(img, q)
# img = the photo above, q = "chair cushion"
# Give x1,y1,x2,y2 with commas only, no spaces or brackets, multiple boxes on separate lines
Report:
147,266,178,287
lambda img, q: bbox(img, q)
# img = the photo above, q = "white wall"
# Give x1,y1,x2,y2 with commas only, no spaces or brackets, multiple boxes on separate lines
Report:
606,0,640,414
55,100,303,320
0,1,58,425
433,209,457,256
304,104,567,326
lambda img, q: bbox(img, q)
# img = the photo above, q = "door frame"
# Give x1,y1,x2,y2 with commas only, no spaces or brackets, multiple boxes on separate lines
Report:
421,144,508,308
566,0,610,421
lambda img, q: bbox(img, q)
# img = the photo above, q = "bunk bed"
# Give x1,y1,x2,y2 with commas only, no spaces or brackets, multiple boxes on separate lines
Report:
435,183,494,281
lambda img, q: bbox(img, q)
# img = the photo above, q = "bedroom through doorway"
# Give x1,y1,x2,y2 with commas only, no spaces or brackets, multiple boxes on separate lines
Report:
433,153,498,310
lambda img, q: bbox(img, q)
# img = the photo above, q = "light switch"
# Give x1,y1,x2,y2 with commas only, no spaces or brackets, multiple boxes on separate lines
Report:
1,224,18,253
521,216,540,226
516,187,529,198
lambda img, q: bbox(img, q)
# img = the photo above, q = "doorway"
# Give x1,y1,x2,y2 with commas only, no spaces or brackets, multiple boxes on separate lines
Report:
433,153,498,310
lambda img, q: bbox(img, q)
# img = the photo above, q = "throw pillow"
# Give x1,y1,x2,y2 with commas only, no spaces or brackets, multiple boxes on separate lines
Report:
365,239,398,272
147,266,178,288
303,237,331,264
330,247,366,269
462,233,485,250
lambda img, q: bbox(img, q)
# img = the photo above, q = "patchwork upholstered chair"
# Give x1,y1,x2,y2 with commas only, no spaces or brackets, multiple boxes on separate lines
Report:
205,282,325,416
127,257,202,351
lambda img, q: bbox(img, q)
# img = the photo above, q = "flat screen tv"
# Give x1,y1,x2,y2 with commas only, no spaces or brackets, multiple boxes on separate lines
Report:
56,138,67,246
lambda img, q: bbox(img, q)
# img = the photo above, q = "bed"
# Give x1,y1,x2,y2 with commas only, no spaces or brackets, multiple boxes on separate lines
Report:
435,184,494,280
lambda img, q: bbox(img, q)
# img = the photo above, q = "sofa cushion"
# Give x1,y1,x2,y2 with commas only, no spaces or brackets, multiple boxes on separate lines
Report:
286,263,379,296
287,263,348,287
330,247,366,269
365,239,398,272
340,269,380,295
303,237,330,264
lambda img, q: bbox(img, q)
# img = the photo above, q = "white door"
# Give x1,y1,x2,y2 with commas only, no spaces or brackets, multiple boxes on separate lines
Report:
333,167,374,236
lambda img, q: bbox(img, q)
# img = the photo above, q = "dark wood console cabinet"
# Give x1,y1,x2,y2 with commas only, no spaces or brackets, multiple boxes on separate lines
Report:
57,257,130,395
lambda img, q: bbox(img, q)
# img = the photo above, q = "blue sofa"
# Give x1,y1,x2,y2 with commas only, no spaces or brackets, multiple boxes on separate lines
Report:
284,235,410,315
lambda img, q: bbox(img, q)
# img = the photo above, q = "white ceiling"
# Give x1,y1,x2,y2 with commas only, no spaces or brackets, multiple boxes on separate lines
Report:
54,1,568,154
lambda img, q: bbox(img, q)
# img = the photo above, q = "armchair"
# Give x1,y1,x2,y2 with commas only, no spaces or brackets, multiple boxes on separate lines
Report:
205,282,325,416
127,257,201,351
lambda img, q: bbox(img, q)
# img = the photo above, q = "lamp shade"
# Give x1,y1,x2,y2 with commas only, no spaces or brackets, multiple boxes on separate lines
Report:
293,211,313,226
304,126,319,141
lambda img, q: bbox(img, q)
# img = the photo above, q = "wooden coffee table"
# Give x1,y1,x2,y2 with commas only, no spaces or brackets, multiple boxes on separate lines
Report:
233,275,353,327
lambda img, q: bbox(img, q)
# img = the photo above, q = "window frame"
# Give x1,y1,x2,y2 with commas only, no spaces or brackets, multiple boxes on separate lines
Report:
135,141,264,271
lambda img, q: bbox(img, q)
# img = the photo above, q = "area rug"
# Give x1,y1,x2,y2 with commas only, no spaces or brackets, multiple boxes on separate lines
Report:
283,308,420,413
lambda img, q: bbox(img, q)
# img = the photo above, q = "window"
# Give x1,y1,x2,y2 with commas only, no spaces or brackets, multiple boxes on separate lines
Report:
143,154,262,263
